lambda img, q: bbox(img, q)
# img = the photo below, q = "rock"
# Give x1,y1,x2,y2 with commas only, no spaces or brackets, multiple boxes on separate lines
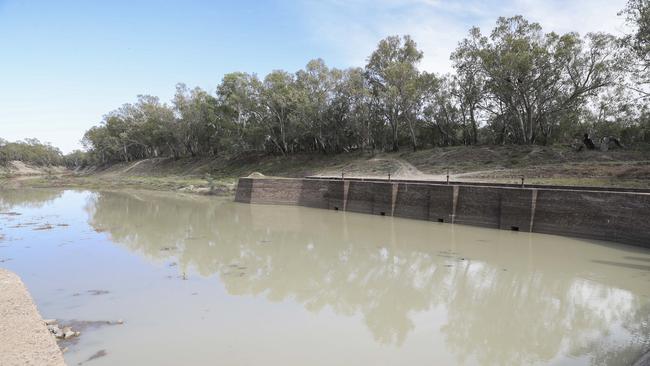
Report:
63,330,75,339
87,289,110,296
116,319,124,325
44,319,57,325
179,185,196,192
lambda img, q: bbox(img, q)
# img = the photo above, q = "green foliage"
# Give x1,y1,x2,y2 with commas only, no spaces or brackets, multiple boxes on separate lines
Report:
62,150,91,168
0,138,63,166
451,17,623,145
74,14,648,164
365,35,438,151
621,0,650,68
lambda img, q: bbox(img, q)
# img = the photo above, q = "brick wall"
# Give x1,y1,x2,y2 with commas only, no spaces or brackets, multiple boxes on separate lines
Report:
235,177,650,247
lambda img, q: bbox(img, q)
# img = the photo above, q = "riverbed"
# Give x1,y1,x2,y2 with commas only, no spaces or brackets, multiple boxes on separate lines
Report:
0,188,648,365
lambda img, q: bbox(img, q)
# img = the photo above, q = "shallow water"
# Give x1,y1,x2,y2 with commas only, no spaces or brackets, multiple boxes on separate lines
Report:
0,188,649,366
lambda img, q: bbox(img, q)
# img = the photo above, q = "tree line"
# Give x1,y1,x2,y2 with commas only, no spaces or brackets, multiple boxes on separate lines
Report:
0,138,65,166
4,4,650,167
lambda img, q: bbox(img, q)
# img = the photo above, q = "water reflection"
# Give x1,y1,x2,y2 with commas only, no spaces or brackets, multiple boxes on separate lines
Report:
0,188,63,210
82,190,650,365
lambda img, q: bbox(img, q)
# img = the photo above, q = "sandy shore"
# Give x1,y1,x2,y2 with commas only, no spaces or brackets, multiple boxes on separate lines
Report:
0,269,66,366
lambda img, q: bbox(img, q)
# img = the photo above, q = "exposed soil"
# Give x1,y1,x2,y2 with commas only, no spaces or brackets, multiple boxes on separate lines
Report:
1,161,67,177
315,145,650,188
4,145,650,191
0,269,65,366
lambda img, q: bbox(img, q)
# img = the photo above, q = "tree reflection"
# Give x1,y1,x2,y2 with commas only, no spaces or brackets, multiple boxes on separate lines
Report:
85,190,650,366
0,188,63,210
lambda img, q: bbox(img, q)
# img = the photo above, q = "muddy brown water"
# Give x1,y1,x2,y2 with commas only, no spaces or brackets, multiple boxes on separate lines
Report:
0,188,649,366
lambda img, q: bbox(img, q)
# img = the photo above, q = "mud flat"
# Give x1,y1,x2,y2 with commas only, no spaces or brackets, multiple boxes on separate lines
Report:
0,269,65,366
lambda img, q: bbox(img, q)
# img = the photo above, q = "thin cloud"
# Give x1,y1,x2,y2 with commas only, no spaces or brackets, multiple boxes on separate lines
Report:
298,0,629,73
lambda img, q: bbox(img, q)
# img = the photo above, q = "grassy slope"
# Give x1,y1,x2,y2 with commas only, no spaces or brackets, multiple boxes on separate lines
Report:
5,145,650,193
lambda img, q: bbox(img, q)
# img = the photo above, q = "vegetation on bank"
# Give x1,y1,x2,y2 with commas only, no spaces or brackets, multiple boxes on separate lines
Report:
61,3,648,166
1,1,649,193
0,139,65,166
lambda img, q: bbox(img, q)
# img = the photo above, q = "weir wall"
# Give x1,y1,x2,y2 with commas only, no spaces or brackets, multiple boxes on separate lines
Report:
235,177,650,247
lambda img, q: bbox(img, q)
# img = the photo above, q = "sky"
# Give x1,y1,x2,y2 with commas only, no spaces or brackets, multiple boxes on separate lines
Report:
0,0,630,153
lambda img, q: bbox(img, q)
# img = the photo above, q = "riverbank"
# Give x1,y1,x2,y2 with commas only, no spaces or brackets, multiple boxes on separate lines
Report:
0,160,67,179
3,145,650,193
0,269,66,366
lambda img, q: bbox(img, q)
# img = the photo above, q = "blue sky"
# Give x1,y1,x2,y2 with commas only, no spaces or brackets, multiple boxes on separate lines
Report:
0,0,629,153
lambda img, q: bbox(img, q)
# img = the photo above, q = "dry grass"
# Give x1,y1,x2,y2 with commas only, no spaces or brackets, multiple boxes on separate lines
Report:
5,145,650,192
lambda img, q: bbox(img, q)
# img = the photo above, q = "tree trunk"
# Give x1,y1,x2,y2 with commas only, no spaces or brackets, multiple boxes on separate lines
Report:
407,119,418,151
470,105,478,145
392,128,399,151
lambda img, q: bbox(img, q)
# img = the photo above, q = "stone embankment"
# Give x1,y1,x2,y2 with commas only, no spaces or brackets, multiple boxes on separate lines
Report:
0,269,66,366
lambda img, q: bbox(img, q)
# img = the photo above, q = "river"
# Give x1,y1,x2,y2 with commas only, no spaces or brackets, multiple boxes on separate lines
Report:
0,188,648,365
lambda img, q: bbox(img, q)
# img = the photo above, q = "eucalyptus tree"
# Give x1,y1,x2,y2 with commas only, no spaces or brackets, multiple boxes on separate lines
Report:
99,114,137,162
173,84,227,157
423,76,463,146
331,67,373,152
82,125,114,164
81,96,176,163
131,95,177,158
295,59,334,152
259,70,298,154
450,28,486,144
454,16,621,144
62,150,89,168
365,35,436,151
0,138,63,166
620,0,650,97
621,0,650,70
75,13,644,161
173,84,201,157
538,32,621,143
217,72,264,151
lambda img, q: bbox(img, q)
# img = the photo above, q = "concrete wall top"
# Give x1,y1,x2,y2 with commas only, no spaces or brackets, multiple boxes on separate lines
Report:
304,176,650,194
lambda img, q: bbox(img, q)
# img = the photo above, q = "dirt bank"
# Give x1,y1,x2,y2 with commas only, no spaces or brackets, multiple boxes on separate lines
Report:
0,269,66,366
0,161,67,178
4,145,650,192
